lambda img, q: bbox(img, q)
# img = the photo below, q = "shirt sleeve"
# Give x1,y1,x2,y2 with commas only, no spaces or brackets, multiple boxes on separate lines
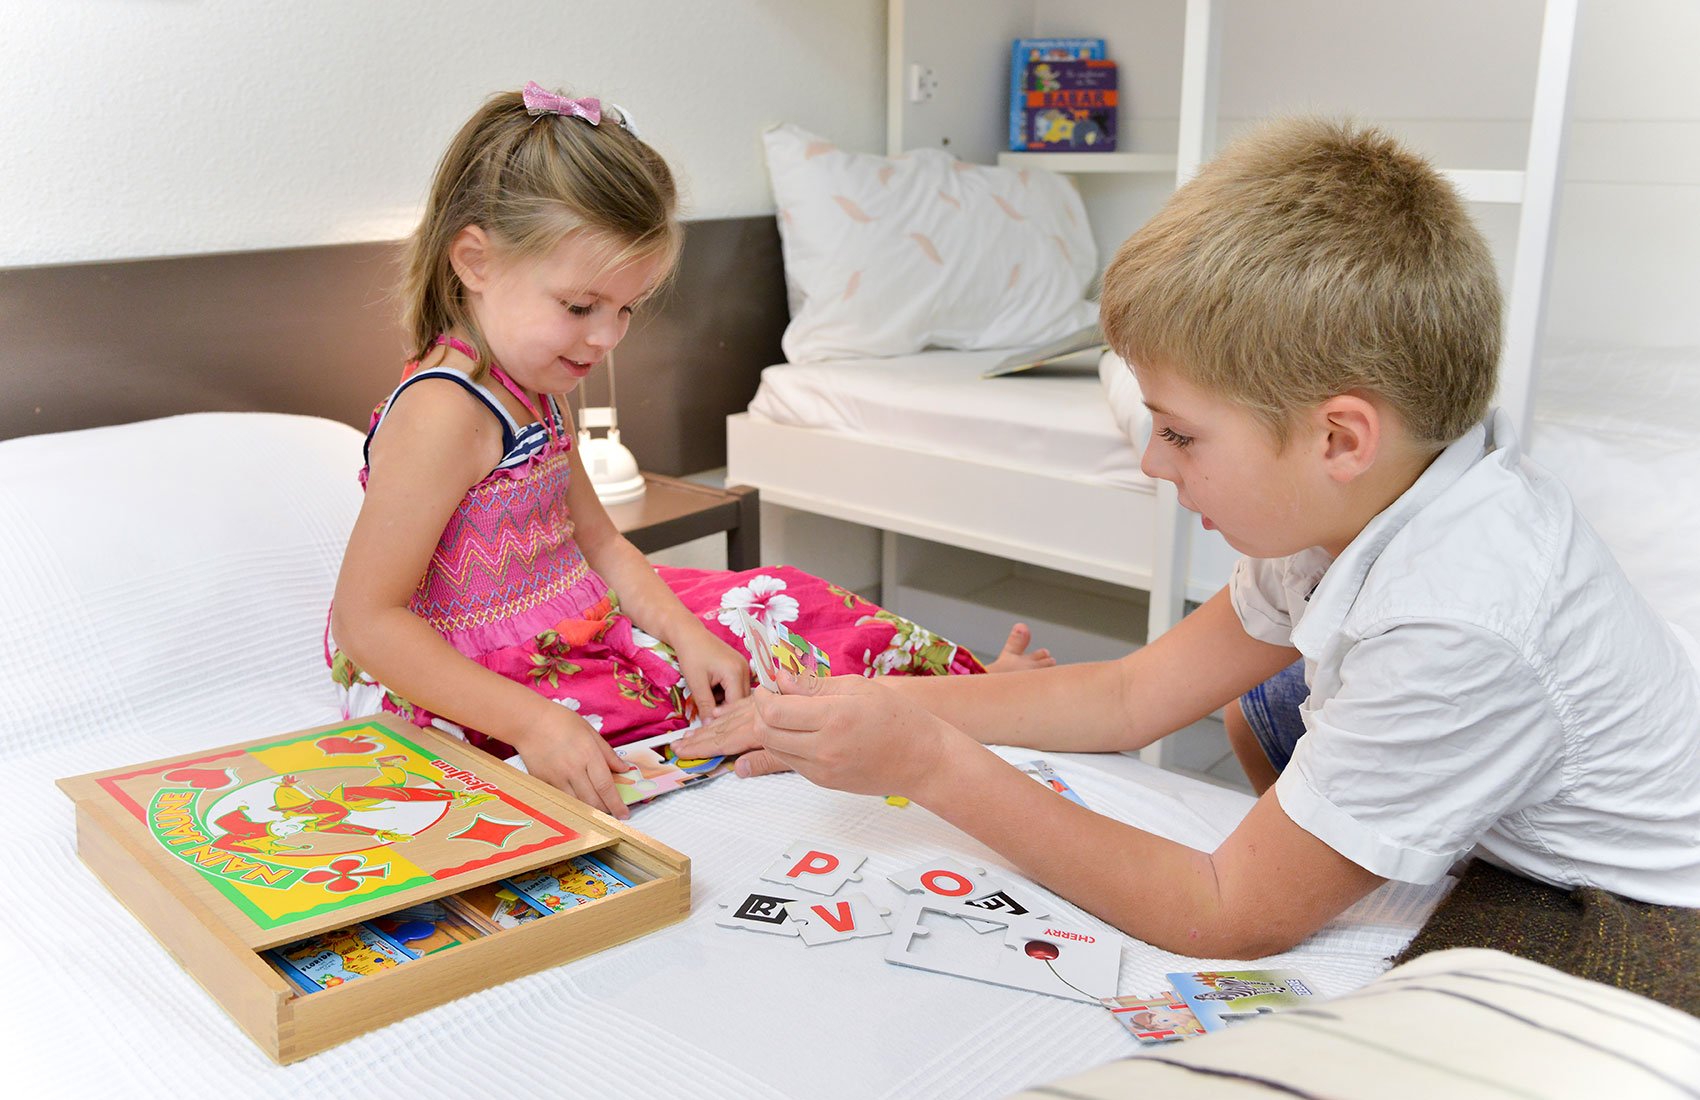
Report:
1274,620,1564,884
1229,551,1329,647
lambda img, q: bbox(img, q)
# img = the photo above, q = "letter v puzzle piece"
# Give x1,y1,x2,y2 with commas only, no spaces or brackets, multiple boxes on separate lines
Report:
887,856,1051,932
715,885,803,936
760,841,868,896
782,893,892,946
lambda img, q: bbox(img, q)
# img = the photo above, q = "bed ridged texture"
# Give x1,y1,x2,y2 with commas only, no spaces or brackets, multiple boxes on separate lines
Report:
1,410,1449,1096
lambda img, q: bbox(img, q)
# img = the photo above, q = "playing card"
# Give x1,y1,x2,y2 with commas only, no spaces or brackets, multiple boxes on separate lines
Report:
1101,990,1208,1043
739,609,781,692
1167,969,1318,1031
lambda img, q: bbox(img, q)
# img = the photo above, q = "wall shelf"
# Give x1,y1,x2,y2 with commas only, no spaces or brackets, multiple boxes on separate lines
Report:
996,151,1179,175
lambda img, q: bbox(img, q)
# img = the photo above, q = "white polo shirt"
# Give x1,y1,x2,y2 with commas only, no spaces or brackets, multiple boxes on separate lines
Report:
1230,409,1700,905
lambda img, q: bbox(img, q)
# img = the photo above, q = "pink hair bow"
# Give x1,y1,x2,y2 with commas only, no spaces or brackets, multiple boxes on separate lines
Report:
522,81,601,125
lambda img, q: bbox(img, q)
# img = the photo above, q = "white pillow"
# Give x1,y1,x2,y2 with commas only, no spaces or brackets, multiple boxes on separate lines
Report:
763,122,1098,362
1098,349,1152,452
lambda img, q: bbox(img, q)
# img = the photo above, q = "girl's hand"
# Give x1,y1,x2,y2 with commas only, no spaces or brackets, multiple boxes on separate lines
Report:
745,667,969,798
672,624,751,721
513,705,635,820
671,693,795,776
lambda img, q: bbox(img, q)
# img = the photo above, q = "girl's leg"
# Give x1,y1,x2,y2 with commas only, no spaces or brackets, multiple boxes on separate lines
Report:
1225,658,1309,795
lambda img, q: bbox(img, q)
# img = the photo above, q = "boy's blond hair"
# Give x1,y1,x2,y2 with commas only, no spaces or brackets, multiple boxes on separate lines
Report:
1100,117,1501,447
400,88,681,375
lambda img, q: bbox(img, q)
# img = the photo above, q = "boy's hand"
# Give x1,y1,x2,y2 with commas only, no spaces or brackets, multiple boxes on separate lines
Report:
673,625,751,721
747,666,967,798
514,706,635,820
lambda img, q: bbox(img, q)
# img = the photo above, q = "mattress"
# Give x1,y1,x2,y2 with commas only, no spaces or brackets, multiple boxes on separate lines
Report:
746,350,1151,491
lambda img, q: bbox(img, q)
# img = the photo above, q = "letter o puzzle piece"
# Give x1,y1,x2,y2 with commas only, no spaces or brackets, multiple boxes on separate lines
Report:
887,857,1051,932
759,840,868,896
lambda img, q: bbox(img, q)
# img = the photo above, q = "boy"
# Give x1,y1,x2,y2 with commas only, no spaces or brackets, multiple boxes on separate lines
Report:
675,118,1700,957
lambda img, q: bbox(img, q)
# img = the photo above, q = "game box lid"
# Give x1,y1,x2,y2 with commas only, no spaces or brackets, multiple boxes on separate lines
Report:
58,715,612,950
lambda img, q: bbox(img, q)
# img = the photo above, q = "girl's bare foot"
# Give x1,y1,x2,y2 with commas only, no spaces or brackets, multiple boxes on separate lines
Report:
986,623,1055,673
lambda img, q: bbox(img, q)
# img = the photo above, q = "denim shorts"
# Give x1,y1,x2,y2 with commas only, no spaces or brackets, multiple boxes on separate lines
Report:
1238,658,1309,774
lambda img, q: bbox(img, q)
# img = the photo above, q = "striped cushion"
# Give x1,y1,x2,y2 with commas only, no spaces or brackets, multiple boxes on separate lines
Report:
1011,948,1700,1100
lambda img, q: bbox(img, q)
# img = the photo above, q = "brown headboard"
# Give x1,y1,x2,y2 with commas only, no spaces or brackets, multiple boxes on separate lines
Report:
0,216,788,476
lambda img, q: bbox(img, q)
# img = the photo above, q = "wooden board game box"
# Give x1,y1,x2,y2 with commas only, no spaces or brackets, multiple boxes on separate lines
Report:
57,714,690,1064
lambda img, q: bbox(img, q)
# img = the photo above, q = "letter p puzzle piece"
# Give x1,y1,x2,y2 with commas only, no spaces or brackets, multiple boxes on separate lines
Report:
760,841,868,896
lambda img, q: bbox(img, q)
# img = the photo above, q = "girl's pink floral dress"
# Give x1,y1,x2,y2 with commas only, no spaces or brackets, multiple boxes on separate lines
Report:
329,364,985,760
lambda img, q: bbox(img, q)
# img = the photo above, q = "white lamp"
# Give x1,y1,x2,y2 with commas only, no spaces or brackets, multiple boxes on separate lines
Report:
577,351,646,505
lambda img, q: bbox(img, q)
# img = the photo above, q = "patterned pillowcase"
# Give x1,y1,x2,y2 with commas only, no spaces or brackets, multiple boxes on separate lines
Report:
763,122,1098,362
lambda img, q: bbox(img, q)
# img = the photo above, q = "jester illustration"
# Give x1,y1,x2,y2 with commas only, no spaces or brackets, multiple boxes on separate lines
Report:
212,755,493,856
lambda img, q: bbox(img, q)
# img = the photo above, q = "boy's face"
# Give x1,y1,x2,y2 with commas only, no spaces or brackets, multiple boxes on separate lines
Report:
1134,362,1328,559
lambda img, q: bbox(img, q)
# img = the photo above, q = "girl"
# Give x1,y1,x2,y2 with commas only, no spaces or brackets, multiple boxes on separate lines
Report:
330,84,1048,821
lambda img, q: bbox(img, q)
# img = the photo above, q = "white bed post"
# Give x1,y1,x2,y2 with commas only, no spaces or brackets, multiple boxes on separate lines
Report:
1140,0,1221,770
1499,0,1580,440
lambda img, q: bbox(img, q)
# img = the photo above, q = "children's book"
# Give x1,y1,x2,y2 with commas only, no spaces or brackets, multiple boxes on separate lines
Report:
1167,969,1317,1032
1022,58,1117,151
1009,37,1105,150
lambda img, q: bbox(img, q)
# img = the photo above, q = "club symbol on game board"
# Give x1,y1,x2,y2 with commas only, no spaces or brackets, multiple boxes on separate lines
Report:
315,733,382,756
300,855,390,893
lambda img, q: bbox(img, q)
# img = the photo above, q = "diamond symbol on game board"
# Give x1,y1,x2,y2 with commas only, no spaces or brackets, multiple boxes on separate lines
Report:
301,855,390,893
449,814,528,848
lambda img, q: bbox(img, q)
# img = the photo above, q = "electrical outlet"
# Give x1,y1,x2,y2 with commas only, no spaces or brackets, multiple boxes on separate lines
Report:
907,63,938,103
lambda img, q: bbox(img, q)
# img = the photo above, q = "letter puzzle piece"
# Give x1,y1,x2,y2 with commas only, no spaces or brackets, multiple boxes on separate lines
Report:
886,856,1050,932
884,900,1121,1004
782,893,892,946
760,841,868,897
715,885,802,937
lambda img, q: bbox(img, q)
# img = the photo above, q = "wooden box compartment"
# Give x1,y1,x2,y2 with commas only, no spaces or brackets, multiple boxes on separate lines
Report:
58,715,689,1063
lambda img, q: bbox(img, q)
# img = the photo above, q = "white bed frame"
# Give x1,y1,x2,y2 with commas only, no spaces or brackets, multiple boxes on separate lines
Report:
729,0,1580,768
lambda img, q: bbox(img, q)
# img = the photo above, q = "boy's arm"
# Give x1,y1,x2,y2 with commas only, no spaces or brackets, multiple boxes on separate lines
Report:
676,587,1299,762
754,673,1385,956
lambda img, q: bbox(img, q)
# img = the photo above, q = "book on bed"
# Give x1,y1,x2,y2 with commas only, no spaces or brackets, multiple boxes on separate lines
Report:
981,322,1108,378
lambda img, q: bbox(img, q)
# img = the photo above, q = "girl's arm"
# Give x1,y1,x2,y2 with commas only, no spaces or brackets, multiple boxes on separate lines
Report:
330,382,633,818
564,445,750,711
752,669,1384,957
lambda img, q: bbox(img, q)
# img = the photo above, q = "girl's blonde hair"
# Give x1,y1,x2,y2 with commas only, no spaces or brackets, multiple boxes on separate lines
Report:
399,87,681,374
1100,116,1501,448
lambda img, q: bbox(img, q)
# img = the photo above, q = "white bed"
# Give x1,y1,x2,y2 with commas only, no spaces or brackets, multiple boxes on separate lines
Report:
729,344,1700,649
0,411,1466,1098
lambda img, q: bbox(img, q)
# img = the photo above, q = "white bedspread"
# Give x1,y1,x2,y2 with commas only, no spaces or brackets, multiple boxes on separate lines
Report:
0,412,1446,1099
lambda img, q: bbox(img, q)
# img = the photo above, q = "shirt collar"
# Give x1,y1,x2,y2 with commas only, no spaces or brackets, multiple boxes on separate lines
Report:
1290,408,1513,657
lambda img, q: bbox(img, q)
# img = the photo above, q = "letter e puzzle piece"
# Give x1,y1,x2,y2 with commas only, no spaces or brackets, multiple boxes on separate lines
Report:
782,893,892,946
715,885,802,936
887,856,1050,932
760,840,868,896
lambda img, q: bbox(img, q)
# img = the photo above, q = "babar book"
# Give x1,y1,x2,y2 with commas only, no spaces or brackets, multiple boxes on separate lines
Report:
68,717,610,943
1009,37,1105,150
1022,58,1118,151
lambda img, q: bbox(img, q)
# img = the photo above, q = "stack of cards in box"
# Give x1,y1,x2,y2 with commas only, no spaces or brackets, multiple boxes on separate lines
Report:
265,852,637,993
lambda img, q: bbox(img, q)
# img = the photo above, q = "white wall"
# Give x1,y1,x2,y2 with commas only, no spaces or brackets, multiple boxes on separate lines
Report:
895,0,1700,350
0,0,886,268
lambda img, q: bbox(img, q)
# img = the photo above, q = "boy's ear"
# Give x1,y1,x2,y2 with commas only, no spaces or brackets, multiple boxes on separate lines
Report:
449,225,492,293
1314,393,1381,483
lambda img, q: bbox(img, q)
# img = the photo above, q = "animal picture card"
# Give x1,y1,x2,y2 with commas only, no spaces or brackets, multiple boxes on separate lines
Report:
1167,969,1318,1032
1101,990,1208,1044
738,609,783,691
612,740,732,806
887,856,1050,932
782,893,892,946
885,900,1121,1003
366,900,485,956
266,922,418,994
504,853,633,914
715,885,802,937
1017,759,1089,809
760,841,868,896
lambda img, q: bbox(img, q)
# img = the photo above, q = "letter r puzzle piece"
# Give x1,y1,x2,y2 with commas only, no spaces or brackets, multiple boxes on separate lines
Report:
760,840,868,896
782,893,892,946
715,886,802,936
